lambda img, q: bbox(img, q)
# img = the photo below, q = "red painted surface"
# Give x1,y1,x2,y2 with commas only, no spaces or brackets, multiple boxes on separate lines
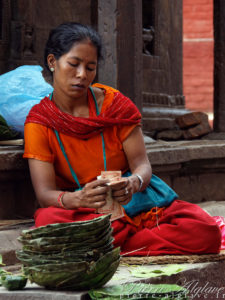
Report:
183,0,213,121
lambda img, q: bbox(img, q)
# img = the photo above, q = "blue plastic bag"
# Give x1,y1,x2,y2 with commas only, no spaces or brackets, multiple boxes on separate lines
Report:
122,171,178,217
0,65,53,135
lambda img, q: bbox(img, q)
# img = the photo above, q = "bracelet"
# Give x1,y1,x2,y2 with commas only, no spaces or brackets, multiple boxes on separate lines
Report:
133,173,144,192
57,191,67,209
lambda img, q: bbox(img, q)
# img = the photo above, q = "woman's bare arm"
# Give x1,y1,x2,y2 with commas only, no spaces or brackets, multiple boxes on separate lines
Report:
28,159,109,209
111,126,152,204
123,126,152,191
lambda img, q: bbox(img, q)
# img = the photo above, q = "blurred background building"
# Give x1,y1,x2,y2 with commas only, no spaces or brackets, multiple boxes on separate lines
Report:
183,0,214,126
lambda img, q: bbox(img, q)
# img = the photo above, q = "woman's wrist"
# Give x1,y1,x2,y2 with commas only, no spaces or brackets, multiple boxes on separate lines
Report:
57,191,81,209
133,173,144,192
129,175,143,194
57,191,67,209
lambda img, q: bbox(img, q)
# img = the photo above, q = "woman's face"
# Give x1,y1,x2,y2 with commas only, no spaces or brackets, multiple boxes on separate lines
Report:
49,40,98,99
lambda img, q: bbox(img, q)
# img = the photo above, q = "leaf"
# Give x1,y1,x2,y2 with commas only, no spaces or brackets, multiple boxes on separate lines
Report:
150,270,164,274
0,254,6,266
23,248,120,290
130,264,186,278
0,265,12,287
1,275,27,290
161,264,186,276
21,215,111,239
0,268,8,275
88,283,188,299
130,267,165,278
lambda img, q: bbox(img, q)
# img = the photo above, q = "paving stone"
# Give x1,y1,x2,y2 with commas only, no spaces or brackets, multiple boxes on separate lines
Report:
0,229,22,266
198,201,225,218
0,284,87,300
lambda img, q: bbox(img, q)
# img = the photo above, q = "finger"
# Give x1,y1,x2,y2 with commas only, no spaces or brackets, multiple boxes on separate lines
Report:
112,186,131,197
110,180,128,190
91,194,108,202
83,194,107,206
113,192,130,202
112,189,125,197
85,179,110,189
87,200,106,209
88,185,109,197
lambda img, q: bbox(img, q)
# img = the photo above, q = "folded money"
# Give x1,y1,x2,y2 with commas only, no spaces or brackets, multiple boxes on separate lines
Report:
97,171,125,221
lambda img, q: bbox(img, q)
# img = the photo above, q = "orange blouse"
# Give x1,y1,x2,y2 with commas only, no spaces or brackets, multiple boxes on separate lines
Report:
23,84,139,189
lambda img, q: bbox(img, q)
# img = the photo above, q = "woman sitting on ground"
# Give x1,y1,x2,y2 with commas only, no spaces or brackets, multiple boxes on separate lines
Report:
23,22,221,256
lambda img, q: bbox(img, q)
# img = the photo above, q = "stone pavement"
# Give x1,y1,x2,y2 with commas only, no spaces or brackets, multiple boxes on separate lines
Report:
0,201,225,300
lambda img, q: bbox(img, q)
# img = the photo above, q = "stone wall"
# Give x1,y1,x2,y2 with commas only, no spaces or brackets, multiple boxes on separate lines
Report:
149,140,225,203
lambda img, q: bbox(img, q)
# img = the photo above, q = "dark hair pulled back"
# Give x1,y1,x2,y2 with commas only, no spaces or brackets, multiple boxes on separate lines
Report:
44,22,103,73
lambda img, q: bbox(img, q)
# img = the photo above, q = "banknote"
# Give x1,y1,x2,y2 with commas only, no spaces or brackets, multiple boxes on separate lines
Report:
97,171,125,221
100,171,121,181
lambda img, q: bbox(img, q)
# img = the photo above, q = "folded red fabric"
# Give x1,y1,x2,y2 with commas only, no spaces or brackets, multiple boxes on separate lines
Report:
34,200,222,256
212,216,225,250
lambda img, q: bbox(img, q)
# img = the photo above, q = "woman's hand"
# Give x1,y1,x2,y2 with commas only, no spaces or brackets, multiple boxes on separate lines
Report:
64,179,110,209
110,175,140,205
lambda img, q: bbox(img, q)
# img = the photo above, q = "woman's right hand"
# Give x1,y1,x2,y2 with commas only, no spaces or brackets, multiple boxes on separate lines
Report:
64,179,110,209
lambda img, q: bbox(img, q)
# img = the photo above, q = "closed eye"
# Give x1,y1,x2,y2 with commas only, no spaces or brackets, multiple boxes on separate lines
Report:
86,67,96,71
68,62,78,67
68,62,95,72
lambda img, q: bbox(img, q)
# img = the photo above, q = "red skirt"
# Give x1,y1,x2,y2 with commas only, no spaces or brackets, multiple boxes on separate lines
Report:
34,200,221,256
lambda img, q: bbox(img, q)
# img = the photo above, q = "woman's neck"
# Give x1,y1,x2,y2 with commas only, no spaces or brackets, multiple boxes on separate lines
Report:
52,89,90,117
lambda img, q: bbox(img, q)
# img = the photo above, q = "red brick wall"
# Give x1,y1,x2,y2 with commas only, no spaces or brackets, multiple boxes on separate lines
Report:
183,0,213,116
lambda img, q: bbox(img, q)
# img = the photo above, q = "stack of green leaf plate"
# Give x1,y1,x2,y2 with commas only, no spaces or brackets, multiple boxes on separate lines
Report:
16,215,120,290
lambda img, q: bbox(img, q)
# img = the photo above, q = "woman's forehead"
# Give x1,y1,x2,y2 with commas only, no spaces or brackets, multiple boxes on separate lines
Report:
63,41,98,61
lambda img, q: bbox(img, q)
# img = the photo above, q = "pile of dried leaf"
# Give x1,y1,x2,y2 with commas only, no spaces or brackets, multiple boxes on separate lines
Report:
16,215,120,290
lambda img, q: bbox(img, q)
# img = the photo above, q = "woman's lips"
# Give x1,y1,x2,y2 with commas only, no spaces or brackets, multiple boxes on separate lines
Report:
71,84,85,90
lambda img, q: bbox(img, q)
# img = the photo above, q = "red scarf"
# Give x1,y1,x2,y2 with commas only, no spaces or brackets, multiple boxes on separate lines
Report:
25,90,141,139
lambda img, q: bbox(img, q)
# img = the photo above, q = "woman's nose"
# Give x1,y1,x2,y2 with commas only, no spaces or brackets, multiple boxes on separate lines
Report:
76,66,87,79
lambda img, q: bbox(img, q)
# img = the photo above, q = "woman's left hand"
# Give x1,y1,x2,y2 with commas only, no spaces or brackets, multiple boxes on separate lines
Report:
110,176,138,205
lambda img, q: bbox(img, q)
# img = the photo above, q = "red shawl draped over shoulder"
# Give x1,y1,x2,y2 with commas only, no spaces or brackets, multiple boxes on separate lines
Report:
25,83,141,139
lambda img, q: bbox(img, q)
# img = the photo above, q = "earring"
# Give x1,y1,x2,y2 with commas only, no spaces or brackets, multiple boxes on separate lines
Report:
50,67,54,72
